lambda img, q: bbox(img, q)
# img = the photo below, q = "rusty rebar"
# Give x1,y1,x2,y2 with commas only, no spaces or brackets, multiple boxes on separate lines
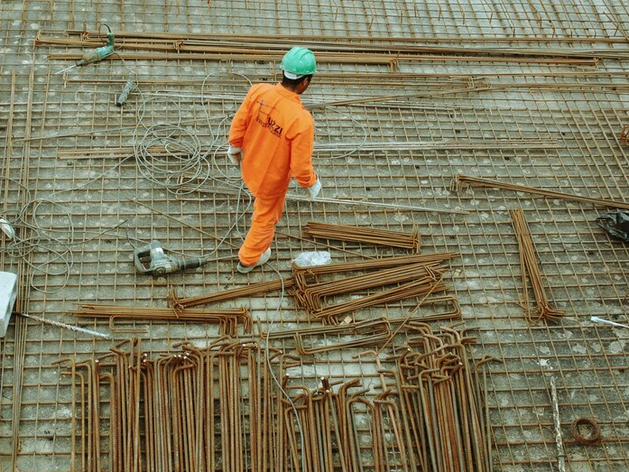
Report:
453,173,629,210
54,330,492,471
72,303,252,334
510,208,565,323
170,278,294,309
304,221,420,251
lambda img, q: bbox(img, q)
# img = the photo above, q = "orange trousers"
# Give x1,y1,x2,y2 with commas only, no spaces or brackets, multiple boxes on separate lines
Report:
238,193,286,265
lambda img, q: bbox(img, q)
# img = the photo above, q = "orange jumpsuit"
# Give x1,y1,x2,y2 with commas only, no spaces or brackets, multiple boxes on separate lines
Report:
229,82,317,266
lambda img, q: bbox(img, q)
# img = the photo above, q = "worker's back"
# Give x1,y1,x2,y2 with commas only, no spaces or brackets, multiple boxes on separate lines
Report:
229,82,316,198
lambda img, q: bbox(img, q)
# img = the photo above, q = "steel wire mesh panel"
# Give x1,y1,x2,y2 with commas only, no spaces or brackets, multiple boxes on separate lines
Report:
1,0,629,470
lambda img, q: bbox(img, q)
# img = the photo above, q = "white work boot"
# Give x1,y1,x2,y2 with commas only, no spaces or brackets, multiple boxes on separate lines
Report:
237,248,272,274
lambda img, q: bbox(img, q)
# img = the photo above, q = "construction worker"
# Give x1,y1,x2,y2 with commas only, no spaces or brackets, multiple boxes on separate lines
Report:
227,46,322,274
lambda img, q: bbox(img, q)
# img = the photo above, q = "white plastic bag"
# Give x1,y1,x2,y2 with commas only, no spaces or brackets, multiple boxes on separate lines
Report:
292,251,332,268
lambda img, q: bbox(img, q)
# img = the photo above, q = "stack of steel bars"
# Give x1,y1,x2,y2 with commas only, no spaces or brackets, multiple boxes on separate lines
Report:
292,252,458,324
279,374,419,471
398,323,494,471
71,303,252,334
303,221,420,251
56,324,492,471
277,377,370,471
451,174,629,210
276,324,493,471
169,278,295,310
36,31,616,67
57,338,277,472
510,209,565,322
259,298,461,353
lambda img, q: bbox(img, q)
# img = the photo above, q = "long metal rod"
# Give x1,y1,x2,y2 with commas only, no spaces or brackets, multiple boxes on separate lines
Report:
165,181,467,216
19,313,112,339
550,377,567,472
510,209,564,323
172,278,294,309
304,221,420,251
287,193,469,215
54,29,629,45
38,31,624,61
454,174,629,210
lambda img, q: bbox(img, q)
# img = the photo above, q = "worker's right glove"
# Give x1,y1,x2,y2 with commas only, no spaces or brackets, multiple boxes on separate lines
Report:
227,145,242,166
307,177,322,200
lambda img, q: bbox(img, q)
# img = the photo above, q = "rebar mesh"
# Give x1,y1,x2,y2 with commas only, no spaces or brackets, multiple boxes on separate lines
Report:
1,0,629,470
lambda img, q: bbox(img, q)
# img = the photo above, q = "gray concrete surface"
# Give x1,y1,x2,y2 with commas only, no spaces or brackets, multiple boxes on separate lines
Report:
1,0,629,470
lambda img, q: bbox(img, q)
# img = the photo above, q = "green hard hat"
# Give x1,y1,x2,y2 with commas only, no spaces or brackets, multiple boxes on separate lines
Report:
280,47,316,79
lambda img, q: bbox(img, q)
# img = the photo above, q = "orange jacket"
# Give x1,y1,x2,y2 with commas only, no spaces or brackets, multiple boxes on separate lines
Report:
228,83,317,198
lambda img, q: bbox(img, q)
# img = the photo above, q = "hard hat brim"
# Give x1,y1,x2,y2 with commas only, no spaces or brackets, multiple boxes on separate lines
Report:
283,71,305,80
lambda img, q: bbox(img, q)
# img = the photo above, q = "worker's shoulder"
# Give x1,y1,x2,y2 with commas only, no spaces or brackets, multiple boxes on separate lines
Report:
242,82,273,102
288,102,314,128
252,82,274,91
249,82,275,96
294,106,314,124
251,82,313,123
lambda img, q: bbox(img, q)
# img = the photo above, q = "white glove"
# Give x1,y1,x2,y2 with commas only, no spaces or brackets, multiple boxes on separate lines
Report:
227,145,242,166
307,177,322,200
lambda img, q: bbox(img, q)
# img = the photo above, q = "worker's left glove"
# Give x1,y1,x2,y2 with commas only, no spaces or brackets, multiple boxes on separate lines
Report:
227,145,242,166
307,177,322,200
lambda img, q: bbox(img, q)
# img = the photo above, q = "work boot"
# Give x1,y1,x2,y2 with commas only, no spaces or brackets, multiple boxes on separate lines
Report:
237,248,272,274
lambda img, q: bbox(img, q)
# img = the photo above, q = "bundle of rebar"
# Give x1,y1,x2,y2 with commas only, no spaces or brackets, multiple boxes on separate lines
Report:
170,278,294,310
259,296,461,341
295,261,444,311
396,324,494,471
510,209,565,322
293,252,458,289
277,324,492,471
37,30,611,66
303,221,420,251
277,377,374,472
452,174,629,210
313,274,449,323
58,338,276,472
71,303,252,334
293,253,457,324
57,325,492,471
293,318,392,355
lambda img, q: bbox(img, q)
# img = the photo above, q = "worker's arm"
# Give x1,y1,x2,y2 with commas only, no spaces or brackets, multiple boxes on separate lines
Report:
228,87,257,148
227,87,258,165
290,120,317,189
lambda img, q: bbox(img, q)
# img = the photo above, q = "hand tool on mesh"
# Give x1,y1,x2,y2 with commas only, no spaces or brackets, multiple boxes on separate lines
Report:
55,24,115,74
133,240,213,276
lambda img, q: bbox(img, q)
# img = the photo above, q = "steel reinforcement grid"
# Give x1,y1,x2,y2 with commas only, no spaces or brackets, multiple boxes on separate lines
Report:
1,0,629,471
